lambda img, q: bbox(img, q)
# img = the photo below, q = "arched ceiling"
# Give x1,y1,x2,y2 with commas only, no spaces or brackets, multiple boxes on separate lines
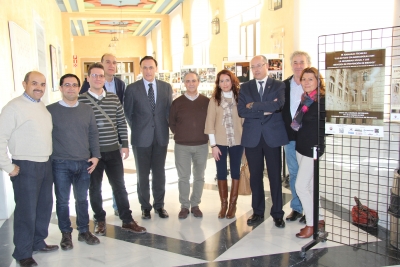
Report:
55,0,183,36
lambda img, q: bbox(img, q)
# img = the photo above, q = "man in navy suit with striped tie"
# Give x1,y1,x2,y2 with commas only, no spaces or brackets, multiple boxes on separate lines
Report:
238,55,289,228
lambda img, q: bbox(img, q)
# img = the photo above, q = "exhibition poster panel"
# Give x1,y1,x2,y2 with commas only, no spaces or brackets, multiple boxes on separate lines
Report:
324,49,385,137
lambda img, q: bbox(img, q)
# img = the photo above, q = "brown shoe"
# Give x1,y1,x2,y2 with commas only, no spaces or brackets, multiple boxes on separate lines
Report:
178,208,189,219
60,232,73,250
17,257,37,267
122,220,147,234
318,220,325,231
94,221,106,236
226,179,239,219
78,231,100,245
191,206,203,218
296,226,313,238
217,180,228,219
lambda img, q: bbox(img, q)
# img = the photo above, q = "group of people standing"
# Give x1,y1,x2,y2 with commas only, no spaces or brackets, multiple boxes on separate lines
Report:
0,51,325,267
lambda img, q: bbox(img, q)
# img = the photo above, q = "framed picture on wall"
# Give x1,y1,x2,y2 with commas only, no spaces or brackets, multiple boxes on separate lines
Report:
49,44,59,91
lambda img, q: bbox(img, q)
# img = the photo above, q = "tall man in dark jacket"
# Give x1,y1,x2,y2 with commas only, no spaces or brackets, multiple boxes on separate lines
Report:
80,53,125,103
124,56,173,220
238,55,288,228
282,51,311,223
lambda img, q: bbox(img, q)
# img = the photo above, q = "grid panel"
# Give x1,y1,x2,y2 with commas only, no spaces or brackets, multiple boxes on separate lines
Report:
318,26,400,259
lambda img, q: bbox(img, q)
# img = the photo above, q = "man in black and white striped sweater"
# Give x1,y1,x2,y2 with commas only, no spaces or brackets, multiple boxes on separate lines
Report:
78,63,146,235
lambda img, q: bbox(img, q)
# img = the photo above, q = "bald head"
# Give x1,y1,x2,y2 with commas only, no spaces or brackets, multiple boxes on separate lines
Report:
22,71,46,101
250,55,269,80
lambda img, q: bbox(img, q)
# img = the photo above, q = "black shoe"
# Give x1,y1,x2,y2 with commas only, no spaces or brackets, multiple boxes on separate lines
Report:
155,208,169,218
142,209,151,219
17,257,37,267
34,244,59,253
286,210,303,221
299,215,306,224
274,218,286,228
60,232,73,251
247,214,264,225
78,231,100,245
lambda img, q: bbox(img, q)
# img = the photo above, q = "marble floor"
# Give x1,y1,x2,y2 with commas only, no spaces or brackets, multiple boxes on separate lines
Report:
1,142,400,267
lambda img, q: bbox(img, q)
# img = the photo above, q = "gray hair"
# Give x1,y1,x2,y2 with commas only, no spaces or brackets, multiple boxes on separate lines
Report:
290,51,311,65
183,71,200,82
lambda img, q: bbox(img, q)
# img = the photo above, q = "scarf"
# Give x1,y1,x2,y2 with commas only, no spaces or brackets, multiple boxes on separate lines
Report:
220,94,236,147
290,89,318,131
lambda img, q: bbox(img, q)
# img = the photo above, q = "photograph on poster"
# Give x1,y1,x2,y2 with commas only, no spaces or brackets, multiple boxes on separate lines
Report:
268,58,283,81
181,68,197,81
390,65,400,121
198,68,208,83
50,44,59,91
236,62,249,83
325,49,385,137
171,72,181,83
223,62,235,73
206,67,216,83
158,72,171,83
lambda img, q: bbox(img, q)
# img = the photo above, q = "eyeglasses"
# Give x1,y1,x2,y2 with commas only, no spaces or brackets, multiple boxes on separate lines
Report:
250,63,266,70
90,73,105,79
62,83,79,88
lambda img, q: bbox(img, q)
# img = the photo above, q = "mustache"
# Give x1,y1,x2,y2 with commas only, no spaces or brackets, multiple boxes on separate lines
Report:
33,89,44,93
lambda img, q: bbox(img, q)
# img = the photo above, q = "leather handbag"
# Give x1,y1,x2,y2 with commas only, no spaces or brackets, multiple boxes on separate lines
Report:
238,154,251,195
351,196,379,227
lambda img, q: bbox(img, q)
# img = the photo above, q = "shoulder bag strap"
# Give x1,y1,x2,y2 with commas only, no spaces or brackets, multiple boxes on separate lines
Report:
85,93,117,135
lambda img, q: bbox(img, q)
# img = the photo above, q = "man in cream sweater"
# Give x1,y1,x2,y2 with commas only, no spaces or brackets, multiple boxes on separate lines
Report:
0,71,58,267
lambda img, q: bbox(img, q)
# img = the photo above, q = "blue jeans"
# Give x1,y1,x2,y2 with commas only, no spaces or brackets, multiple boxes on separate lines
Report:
11,159,53,260
284,141,303,213
215,145,244,180
53,159,91,234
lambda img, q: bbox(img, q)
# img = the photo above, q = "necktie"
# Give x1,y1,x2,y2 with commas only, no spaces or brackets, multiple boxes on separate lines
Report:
258,81,264,100
148,83,155,111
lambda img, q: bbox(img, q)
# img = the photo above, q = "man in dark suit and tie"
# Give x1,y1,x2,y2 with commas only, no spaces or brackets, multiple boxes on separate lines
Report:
238,55,289,228
80,53,125,103
124,56,173,220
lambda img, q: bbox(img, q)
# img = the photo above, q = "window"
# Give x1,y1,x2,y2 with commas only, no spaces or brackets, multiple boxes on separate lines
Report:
352,89,357,102
338,82,343,97
191,0,211,64
345,87,349,101
169,4,183,71
329,76,335,93
363,71,369,81
362,90,367,102
225,0,261,59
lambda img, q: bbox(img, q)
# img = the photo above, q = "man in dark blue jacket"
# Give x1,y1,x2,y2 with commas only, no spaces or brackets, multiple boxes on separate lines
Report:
238,55,288,228
80,53,125,103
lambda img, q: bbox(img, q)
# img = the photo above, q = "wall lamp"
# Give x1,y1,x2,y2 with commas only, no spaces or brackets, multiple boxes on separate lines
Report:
183,33,189,47
211,17,220,35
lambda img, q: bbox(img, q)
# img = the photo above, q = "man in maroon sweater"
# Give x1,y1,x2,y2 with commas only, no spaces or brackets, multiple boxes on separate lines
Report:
169,71,210,219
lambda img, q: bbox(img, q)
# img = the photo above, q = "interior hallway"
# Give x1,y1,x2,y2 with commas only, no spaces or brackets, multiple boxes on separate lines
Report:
0,140,400,267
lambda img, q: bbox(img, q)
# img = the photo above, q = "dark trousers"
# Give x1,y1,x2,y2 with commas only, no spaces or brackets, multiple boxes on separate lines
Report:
89,149,133,223
11,159,53,260
215,145,244,180
132,138,167,211
53,159,91,234
245,136,284,218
